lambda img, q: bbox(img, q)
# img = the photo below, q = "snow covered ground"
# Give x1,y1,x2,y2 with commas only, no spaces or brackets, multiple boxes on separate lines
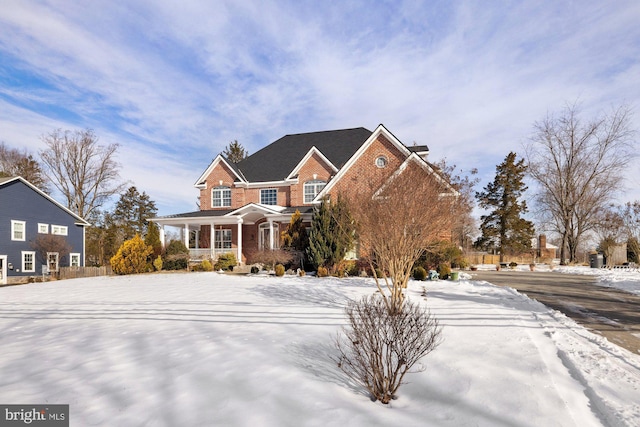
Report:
1,272,640,426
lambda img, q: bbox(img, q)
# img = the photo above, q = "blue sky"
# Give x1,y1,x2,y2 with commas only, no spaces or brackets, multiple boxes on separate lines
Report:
1,0,639,216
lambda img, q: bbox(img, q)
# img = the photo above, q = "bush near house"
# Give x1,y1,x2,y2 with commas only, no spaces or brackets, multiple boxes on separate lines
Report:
111,235,153,275
274,264,285,276
413,266,427,281
163,240,189,270
437,263,451,280
214,252,237,271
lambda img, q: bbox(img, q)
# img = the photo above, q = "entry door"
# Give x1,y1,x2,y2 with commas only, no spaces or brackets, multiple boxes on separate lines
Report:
0,256,6,285
47,252,59,273
259,223,279,250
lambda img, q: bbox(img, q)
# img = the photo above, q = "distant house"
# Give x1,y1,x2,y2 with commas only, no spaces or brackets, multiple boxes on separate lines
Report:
0,176,89,284
533,235,558,261
150,124,455,264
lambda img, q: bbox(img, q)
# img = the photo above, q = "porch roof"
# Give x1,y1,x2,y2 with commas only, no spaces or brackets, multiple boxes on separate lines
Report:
149,205,314,226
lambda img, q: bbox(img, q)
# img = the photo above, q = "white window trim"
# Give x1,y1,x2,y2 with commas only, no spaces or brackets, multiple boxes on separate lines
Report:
260,188,278,205
22,251,36,273
47,252,59,272
11,220,26,241
51,225,68,236
211,186,232,208
214,229,232,250
375,155,388,168
70,253,81,267
38,223,49,234
303,180,327,204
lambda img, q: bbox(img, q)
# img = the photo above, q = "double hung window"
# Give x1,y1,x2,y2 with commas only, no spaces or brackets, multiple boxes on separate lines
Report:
11,220,26,241
303,180,326,203
212,186,231,207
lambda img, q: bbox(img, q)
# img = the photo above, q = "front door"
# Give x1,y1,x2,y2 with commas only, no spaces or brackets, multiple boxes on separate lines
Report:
47,252,59,273
0,256,6,285
259,223,279,250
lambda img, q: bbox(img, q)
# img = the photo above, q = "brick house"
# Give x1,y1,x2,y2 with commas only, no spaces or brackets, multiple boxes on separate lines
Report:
150,124,453,265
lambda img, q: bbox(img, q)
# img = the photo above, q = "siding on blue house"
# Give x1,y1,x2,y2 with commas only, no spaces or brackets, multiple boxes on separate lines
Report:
0,177,89,283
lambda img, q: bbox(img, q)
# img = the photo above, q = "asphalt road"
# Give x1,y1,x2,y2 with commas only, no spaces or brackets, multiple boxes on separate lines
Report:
470,270,640,355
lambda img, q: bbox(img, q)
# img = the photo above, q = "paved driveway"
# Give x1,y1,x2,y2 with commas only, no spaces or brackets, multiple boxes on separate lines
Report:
471,270,640,355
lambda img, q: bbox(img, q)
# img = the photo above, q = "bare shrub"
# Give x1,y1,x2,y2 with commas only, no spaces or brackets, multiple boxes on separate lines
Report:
246,249,293,270
335,295,442,404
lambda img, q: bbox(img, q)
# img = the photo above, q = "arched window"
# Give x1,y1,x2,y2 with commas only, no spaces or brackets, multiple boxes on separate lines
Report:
304,180,326,203
212,186,231,207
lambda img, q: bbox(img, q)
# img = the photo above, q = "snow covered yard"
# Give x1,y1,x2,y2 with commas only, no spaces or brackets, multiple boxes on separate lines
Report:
1,272,639,426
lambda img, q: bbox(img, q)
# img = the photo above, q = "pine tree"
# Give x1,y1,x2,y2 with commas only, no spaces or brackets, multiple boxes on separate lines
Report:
144,221,163,258
307,196,355,271
112,186,158,240
223,140,248,163
475,152,535,261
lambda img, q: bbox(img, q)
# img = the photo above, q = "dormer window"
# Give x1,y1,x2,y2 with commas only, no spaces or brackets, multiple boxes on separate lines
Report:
304,180,326,203
212,186,231,207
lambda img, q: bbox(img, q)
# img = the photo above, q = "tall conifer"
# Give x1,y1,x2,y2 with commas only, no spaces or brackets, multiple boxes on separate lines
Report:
475,152,535,261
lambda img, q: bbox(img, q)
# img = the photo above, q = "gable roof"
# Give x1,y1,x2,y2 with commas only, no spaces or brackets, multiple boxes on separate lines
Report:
0,176,90,226
233,127,372,182
195,154,247,187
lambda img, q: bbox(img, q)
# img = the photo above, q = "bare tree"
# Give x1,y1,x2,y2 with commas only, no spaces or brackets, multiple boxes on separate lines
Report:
0,142,50,192
346,159,457,314
593,206,625,267
525,103,636,265
40,129,126,219
433,159,479,252
30,234,72,266
619,201,640,262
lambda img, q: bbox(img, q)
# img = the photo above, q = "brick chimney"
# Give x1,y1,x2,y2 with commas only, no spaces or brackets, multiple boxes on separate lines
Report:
538,235,547,256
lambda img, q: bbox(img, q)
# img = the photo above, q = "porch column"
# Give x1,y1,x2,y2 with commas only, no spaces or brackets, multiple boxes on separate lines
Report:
268,219,274,250
210,222,216,259
159,225,165,247
237,219,243,265
184,223,189,249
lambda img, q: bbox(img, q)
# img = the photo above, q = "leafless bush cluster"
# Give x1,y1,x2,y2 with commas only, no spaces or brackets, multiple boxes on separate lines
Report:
335,295,442,404
246,249,294,270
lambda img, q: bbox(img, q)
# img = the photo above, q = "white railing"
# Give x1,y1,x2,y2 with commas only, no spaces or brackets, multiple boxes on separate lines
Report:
189,248,212,260
189,248,236,260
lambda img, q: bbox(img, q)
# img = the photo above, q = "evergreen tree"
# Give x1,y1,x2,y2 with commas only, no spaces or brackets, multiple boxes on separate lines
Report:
85,210,121,266
282,209,310,269
112,186,158,240
474,152,535,261
223,140,248,163
281,210,309,251
307,196,355,271
144,221,163,258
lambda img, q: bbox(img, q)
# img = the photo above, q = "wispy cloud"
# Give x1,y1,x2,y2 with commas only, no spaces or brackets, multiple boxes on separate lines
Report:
1,0,639,213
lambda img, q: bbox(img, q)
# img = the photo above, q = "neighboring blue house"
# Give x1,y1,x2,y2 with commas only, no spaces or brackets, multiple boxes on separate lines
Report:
0,176,89,284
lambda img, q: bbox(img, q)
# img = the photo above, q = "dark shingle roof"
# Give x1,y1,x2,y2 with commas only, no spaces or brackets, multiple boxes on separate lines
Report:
235,127,372,182
407,144,429,153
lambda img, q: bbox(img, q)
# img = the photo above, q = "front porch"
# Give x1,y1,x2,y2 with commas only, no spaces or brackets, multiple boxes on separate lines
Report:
149,204,313,266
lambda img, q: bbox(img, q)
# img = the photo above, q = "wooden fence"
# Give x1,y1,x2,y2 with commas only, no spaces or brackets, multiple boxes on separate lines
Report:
58,266,112,280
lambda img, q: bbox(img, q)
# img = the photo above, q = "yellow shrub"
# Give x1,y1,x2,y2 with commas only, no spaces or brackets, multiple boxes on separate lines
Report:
110,235,153,275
